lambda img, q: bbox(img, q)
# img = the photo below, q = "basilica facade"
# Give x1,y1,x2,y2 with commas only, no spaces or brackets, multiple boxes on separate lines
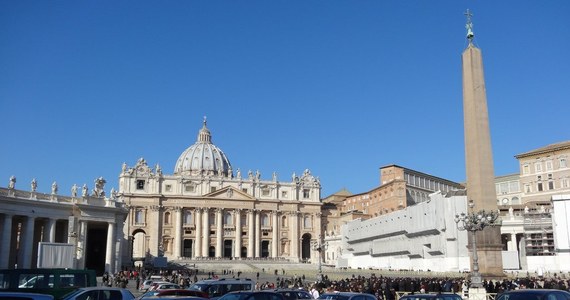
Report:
119,120,322,265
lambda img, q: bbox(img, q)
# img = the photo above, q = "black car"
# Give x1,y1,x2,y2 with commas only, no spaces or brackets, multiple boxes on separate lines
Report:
496,289,570,300
272,289,312,300
398,293,462,300
318,292,377,300
219,291,286,300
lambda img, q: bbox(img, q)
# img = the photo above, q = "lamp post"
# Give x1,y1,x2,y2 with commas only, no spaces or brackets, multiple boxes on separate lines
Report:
454,201,500,288
311,236,328,282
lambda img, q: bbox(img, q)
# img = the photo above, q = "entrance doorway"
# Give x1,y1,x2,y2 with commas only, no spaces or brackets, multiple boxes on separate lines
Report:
183,239,193,258
224,240,233,258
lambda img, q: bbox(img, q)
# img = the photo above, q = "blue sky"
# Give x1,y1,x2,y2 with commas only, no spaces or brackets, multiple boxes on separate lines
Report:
1,1,568,197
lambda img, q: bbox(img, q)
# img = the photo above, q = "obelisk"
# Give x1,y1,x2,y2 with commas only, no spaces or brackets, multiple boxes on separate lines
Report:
462,10,503,277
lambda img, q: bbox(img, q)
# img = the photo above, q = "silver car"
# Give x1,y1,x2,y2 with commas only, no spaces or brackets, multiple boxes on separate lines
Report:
61,287,135,300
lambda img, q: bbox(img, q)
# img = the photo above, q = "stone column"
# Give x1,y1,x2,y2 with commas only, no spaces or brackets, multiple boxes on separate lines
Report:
150,206,162,257
202,208,209,257
235,209,242,259
194,208,202,258
290,212,299,259
272,212,279,258
77,220,87,268
216,208,223,258
0,214,13,269
508,233,517,251
105,222,116,273
174,207,183,259
248,210,254,258
315,212,322,251
46,218,56,243
255,210,261,258
20,216,36,268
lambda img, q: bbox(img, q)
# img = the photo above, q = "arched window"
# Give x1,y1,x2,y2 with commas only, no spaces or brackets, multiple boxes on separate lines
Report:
164,212,171,225
224,212,233,225
281,216,287,228
209,213,216,226
184,210,193,225
241,214,247,226
261,213,269,226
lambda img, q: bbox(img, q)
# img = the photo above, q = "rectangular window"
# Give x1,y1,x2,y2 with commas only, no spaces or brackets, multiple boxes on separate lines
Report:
281,191,288,199
535,162,542,173
210,187,216,193
242,188,248,193
546,161,553,171
537,182,543,192
165,184,172,192
185,185,194,192
136,180,145,190
561,158,568,168
523,165,530,174
509,181,520,192
303,189,310,199
262,189,270,196
548,181,554,190
563,178,570,188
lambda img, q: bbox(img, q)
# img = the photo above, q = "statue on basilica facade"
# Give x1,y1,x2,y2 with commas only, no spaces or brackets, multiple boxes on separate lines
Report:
51,181,58,195
82,184,88,197
8,176,16,189
31,178,37,192
71,184,78,197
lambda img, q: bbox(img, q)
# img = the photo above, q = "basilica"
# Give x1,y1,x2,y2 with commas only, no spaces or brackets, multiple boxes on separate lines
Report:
119,119,323,265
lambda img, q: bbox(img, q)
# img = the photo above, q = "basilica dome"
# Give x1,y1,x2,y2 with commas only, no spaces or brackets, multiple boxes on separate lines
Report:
174,119,232,177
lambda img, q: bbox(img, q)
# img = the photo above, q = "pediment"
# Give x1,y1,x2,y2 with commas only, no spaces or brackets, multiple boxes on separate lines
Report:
204,186,255,201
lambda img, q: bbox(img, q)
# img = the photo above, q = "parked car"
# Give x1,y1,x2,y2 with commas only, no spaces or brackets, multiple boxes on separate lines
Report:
140,280,155,291
218,291,285,300
0,292,54,300
148,282,173,291
152,283,182,291
271,289,312,300
398,293,462,300
318,292,377,300
189,279,255,300
61,287,135,300
496,289,570,300
138,289,208,300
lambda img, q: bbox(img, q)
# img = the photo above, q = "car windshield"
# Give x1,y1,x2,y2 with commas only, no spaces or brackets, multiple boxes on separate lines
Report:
140,291,160,299
318,295,350,300
61,289,83,300
189,284,208,292
220,293,250,300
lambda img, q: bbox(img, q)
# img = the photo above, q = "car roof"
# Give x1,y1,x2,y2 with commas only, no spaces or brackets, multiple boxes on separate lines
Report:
399,294,462,300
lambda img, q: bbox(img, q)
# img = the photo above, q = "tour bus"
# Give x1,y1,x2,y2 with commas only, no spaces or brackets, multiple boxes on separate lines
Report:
0,269,97,299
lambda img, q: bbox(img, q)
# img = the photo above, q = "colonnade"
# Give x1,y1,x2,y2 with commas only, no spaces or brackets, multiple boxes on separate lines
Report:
0,213,119,273
159,207,315,260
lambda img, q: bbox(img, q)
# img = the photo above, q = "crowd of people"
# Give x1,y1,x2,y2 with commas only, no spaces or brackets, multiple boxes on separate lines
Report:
102,266,570,299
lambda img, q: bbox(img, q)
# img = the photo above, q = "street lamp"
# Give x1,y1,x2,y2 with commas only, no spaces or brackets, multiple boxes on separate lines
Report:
454,201,500,288
311,236,328,282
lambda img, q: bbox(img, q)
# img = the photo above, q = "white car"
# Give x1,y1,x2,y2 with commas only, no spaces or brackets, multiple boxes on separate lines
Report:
153,283,181,291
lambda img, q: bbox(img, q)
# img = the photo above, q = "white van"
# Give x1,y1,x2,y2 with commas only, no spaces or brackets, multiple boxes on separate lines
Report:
188,278,255,300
